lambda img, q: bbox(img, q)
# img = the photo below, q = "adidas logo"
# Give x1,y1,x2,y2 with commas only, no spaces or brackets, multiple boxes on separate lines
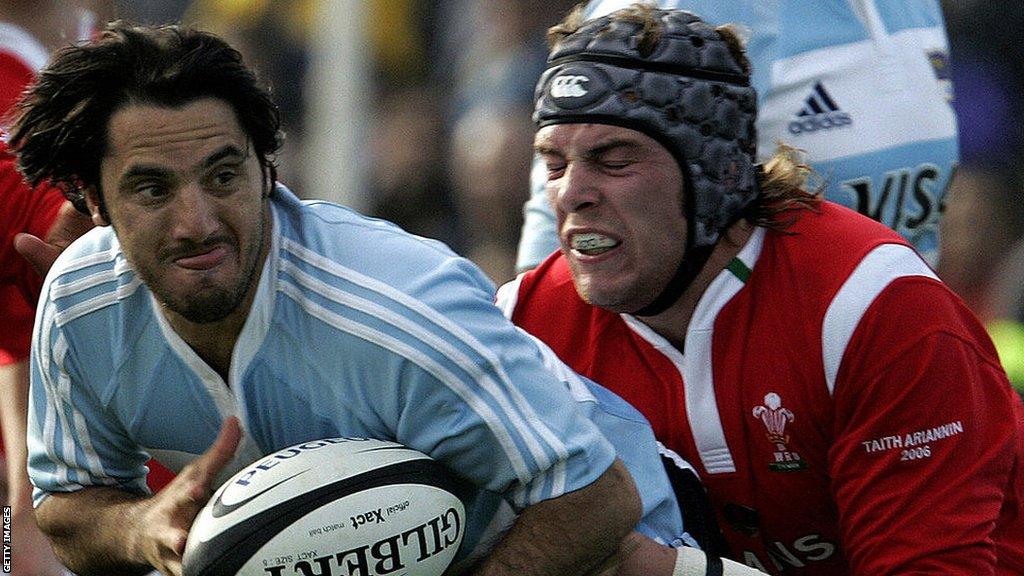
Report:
788,82,853,135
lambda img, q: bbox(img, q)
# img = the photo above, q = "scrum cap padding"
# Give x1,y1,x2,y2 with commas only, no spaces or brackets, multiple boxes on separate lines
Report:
534,9,758,249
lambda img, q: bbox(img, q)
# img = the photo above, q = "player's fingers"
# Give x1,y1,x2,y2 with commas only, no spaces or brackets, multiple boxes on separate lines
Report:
13,233,61,277
192,416,242,489
168,480,207,518
144,527,188,576
170,528,190,557
159,554,184,576
44,201,94,248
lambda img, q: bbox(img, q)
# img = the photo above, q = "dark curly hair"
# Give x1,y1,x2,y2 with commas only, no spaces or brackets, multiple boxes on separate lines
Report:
10,20,282,214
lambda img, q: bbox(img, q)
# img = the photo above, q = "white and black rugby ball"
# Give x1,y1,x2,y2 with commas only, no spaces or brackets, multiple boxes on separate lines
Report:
182,438,466,576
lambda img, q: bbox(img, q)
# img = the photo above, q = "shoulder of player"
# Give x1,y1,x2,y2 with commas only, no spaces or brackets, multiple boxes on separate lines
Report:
0,22,48,72
32,230,145,402
37,226,142,328
814,243,978,395
747,205,934,355
789,206,934,315
273,195,503,334
754,202,911,292
851,274,999,366
278,192,462,267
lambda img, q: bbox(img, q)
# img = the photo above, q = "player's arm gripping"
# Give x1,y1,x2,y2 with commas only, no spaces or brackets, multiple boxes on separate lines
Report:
469,458,640,576
34,417,242,576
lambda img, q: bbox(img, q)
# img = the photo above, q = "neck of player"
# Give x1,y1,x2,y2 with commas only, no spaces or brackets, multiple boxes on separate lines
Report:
638,220,753,351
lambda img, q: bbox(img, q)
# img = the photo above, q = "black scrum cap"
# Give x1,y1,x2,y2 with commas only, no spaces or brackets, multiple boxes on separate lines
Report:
534,8,758,252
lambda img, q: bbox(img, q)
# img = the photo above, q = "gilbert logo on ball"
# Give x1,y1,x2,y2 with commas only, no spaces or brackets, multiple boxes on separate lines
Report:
182,438,466,576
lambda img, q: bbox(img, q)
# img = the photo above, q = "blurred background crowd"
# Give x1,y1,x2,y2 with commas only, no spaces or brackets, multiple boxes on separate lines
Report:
11,0,1024,391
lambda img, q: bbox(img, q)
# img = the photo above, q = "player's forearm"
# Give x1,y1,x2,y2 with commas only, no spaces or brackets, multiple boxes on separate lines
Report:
607,532,676,575
36,488,154,576
0,361,33,516
471,458,641,576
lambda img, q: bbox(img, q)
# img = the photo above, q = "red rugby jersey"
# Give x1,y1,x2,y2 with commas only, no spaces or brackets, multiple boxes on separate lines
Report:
0,23,53,365
0,143,62,364
503,202,1024,575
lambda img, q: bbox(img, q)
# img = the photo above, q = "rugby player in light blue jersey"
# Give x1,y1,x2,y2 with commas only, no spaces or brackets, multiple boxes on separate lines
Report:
517,0,958,271
9,20,735,576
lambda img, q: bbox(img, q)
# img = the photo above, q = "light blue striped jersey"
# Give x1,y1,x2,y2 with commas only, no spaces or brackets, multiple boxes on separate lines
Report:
518,0,958,269
28,185,687,559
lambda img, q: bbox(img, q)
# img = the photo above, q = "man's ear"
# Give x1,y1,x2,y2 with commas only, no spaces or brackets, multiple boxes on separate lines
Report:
83,187,110,226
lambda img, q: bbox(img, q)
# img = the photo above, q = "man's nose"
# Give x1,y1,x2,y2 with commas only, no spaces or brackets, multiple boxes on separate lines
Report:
553,162,601,213
168,183,219,241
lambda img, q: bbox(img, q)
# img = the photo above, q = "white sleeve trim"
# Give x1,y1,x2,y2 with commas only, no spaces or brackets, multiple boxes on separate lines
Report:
494,274,525,319
822,243,937,395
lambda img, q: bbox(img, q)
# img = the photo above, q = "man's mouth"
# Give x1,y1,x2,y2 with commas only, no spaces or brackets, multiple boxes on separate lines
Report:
174,246,228,270
570,232,620,256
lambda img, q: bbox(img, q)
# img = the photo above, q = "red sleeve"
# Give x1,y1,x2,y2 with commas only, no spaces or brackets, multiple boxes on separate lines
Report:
0,150,64,282
146,459,176,493
830,277,1023,574
0,149,64,364
0,52,34,119
0,288,33,365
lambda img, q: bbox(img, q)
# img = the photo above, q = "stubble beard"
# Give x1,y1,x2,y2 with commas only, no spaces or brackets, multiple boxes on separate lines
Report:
164,279,252,324
147,204,267,325
570,264,630,313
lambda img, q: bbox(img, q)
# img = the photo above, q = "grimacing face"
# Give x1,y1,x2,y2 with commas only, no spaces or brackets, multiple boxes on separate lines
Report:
535,123,687,313
88,98,269,325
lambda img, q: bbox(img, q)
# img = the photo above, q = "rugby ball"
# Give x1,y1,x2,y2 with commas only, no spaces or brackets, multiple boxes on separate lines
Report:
182,438,466,576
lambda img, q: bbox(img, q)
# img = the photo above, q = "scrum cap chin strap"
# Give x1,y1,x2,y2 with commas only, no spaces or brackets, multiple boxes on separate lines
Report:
633,244,712,317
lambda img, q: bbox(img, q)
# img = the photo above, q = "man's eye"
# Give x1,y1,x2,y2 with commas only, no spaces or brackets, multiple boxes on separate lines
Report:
213,170,237,186
602,160,631,170
537,152,565,180
135,184,166,199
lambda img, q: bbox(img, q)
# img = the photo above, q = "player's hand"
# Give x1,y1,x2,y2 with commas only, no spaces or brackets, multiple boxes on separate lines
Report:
134,417,241,576
590,532,674,575
14,200,94,277
590,533,769,576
